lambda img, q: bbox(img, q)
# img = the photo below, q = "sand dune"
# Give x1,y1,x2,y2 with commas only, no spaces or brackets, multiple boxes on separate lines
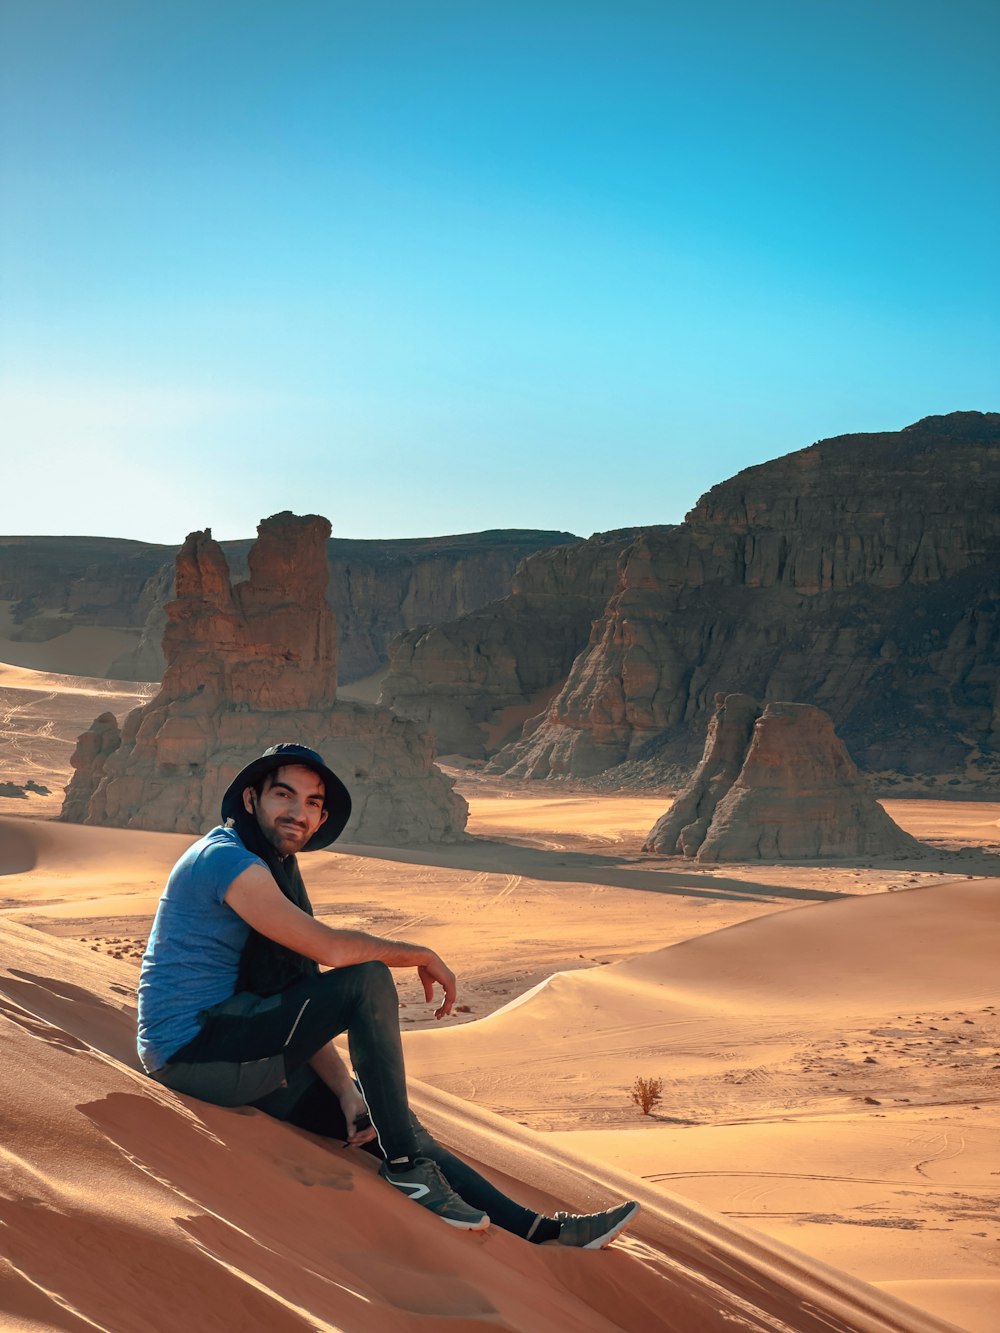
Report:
0,661,154,819
404,879,1000,1116
1,660,996,1329
0,811,989,1330
0,603,143,680
0,915,958,1332
548,1116,999,1333
405,881,1000,1333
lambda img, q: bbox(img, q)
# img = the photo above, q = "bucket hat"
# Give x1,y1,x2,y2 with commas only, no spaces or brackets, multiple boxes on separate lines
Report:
221,743,352,850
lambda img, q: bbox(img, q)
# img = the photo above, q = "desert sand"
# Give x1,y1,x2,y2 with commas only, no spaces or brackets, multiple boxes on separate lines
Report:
0,660,155,819
0,603,144,680
1,662,997,1330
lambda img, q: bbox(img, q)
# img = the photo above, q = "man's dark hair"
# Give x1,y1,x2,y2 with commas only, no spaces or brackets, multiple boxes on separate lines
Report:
250,766,328,808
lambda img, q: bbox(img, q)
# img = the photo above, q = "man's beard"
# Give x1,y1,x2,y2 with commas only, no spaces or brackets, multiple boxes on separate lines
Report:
260,819,308,857
249,797,309,857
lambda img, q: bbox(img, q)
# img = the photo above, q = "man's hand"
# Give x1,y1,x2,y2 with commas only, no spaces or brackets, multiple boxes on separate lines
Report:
417,952,457,1019
307,1044,377,1147
338,1084,377,1148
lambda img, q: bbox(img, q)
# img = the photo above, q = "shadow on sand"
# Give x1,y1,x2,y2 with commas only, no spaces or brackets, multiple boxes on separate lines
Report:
337,837,850,904
337,837,1000,906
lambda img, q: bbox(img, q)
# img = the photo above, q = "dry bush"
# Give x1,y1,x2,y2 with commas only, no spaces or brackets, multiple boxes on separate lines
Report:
629,1075,663,1116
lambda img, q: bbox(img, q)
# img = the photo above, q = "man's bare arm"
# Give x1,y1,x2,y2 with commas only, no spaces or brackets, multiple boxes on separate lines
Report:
224,863,456,1015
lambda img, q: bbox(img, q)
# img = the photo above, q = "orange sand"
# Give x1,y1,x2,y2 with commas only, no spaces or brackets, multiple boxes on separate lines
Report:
0,601,145,679
0,660,154,819
1,660,997,1330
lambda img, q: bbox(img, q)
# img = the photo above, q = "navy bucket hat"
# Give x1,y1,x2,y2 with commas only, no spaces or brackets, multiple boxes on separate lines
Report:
221,743,352,851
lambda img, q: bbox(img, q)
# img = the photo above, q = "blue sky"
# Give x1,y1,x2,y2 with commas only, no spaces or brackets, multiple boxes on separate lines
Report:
2,0,997,544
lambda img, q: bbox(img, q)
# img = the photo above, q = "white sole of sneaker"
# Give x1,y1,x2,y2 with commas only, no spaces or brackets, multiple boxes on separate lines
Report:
439,1213,491,1231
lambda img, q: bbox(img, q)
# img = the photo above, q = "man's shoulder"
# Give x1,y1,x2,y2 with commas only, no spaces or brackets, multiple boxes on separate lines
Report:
168,825,264,890
177,823,243,861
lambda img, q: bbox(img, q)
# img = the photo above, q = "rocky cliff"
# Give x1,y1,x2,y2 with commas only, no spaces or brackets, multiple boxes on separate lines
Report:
0,538,170,650
0,530,574,683
60,512,468,845
488,412,1000,789
379,529,641,757
326,530,577,684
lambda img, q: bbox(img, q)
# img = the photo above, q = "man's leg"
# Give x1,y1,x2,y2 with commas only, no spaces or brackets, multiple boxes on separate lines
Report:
160,962,419,1161
261,1072,539,1237
265,1082,632,1247
280,963,421,1162
410,1122,541,1236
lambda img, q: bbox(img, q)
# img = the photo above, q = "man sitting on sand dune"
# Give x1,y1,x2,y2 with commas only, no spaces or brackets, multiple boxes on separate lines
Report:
137,742,638,1246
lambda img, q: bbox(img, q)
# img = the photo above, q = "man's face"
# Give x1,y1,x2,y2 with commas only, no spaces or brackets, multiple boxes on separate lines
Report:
243,763,328,857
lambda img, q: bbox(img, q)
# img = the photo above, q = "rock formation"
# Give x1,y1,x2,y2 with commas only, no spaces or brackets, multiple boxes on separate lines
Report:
61,712,122,822
0,529,574,683
644,695,926,861
490,413,1000,789
60,512,467,845
379,529,641,757
0,538,169,661
107,562,174,680
643,693,760,857
327,530,578,684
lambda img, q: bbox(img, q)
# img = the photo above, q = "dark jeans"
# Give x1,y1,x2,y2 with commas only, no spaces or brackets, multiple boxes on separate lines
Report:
152,961,537,1237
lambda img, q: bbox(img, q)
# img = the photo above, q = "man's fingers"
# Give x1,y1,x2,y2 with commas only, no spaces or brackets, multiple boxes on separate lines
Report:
435,974,457,1019
419,957,457,1017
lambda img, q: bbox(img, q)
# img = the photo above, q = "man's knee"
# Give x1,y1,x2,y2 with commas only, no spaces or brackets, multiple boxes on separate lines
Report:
355,959,391,982
347,959,396,998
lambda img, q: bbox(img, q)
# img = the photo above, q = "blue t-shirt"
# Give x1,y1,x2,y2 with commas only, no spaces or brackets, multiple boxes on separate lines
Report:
137,825,266,1072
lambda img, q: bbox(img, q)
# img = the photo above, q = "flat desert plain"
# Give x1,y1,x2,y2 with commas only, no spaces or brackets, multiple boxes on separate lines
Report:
0,661,997,1332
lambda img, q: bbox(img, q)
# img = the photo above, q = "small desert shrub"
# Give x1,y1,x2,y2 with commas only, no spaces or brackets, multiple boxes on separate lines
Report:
629,1075,663,1116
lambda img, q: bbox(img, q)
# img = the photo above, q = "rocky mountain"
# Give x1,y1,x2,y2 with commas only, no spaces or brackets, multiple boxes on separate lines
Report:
61,512,467,845
384,412,999,791
379,529,641,757
0,529,576,682
495,412,1000,790
0,537,170,638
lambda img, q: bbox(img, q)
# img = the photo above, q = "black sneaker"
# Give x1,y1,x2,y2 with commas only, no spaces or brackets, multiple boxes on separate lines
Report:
379,1157,490,1231
551,1200,639,1248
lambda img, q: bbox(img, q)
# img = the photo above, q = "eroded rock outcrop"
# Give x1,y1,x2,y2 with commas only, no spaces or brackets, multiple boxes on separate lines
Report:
60,513,467,845
380,530,641,758
99,530,576,683
0,537,170,631
61,712,122,822
642,693,759,857
644,695,925,860
492,413,1000,787
329,531,578,684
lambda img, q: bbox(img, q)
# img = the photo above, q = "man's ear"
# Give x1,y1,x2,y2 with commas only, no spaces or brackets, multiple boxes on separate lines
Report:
317,807,329,827
242,786,256,814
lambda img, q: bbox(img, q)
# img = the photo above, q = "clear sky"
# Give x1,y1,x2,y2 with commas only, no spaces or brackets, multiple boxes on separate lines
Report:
2,0,997,545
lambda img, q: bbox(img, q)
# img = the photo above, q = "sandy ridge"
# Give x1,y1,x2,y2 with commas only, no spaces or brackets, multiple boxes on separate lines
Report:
0,915,962,1332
